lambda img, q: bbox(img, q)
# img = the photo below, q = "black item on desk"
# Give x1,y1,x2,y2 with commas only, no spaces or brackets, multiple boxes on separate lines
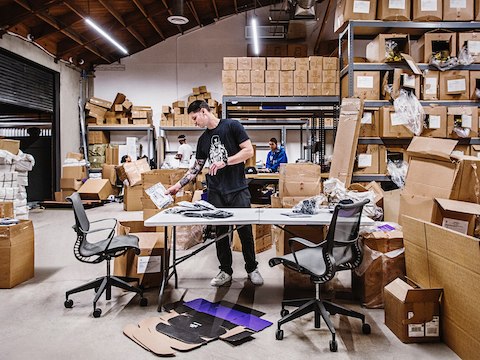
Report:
269,199,371,352
183,210,233,218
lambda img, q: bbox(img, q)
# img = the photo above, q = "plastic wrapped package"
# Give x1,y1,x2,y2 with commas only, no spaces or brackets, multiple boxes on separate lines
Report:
384,40,403,62
14,151,35,172
0,150,15,164
393,90,424,136
458,45,475,66
15,171,28,187
453,116,472,138
175,225,205,250
0,187,19,201
0,172,18,188
292,194,328,214
387,160,408,189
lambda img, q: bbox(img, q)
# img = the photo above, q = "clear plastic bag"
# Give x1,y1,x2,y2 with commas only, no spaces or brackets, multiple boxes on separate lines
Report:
458,44,475,66
385,40,402,62
292,194,328,214
453,115,471,138
393,89,424,136
387,159,408,189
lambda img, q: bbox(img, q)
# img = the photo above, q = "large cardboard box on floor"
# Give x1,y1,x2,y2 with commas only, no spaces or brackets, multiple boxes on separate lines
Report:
114,221,168,288
78,179,113,200
377,0,411,20
421,106,447,138
413,0,442,21
384,278,442,343
402,215,480,359
334,0,377,32
0,220,34,288
432,198,480,236
124,185,143,211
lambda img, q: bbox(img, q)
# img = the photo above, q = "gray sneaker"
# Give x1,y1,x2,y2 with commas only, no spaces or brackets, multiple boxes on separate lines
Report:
248,268,264,286
210,271,232,287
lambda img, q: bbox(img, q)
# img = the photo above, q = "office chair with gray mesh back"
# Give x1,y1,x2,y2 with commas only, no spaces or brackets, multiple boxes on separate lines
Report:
64,192,147,318
269,199,371,352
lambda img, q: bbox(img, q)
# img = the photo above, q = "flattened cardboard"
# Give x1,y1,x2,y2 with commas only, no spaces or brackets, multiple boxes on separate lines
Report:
329,98,363,187
451,155,480,203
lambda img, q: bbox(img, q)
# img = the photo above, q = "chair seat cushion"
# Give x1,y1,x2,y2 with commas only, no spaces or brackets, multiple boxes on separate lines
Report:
278,247,327,277
80,234,139,257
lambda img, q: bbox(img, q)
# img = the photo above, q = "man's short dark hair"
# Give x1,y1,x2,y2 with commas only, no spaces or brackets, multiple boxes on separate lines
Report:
187,100,210,114
269,137,278,145
178,134,186,141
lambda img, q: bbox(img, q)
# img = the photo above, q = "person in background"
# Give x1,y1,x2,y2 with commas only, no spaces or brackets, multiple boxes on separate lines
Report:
121,155,131,163
266,137,287,173
175,134,193,168
166,100,263,287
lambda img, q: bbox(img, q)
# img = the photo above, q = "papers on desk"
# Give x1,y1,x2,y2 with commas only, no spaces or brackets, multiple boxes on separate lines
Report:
145,182,173,209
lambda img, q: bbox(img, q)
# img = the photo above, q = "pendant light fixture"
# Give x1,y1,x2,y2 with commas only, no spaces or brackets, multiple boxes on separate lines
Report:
167,0,189,25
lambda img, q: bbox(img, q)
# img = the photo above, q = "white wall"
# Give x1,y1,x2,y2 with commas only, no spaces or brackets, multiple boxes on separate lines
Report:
0,33,82,162
93,9,326,164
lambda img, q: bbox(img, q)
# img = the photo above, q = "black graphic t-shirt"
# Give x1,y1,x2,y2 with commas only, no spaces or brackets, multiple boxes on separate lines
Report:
196,119,249,195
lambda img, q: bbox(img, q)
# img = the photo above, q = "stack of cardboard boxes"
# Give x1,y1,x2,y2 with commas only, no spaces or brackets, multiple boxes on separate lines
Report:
58,152,86,201
222,56,340,97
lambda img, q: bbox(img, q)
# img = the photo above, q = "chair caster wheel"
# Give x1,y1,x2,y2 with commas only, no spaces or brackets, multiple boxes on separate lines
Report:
93,308,102,318
64,299,73,308
362,323,371,334
140,297,148,307
280,309,289,317
275,329,284,340
329,340,338,352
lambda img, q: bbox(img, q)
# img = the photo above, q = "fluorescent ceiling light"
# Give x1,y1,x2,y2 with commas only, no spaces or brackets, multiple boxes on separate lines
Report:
85,18,128,55
251,17,259,56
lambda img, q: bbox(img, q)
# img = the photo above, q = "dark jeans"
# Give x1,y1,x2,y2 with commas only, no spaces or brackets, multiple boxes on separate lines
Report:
207,188,258,275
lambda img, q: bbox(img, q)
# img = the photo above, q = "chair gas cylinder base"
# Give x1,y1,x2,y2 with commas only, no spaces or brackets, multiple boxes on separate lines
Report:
269,199,371,352
64,192,148,318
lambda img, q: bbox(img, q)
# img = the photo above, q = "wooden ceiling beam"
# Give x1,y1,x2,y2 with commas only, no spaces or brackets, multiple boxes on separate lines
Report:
0,0,63,29
131,0,165,40
211,0,220,20
32,11,82,42
233,0,238,14
97,0,147,48
186,1,201,27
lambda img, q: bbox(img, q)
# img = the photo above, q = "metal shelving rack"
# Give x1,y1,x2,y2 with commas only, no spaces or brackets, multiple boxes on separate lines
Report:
222,96,340,166
338,20,480,182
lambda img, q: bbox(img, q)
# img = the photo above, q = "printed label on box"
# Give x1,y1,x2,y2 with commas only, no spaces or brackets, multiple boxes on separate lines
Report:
391,112,408,126
403,74,416,88
450,0,466,8
353,0,371,13
137,255,162,274
361,112,373,124
358,154,373,168
442,217,469,234
428,115,441,129
447,78,466,92
357,76,374,88
426,316,440,337
461,114,472,128
389,0,406,9
421,0,438,11
468,40,480,55
408,312,425,337
425,77,438,95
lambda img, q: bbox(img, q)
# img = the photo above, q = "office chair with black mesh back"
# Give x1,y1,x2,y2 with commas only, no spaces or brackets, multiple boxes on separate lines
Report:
269,199,371,352
64,192,147,318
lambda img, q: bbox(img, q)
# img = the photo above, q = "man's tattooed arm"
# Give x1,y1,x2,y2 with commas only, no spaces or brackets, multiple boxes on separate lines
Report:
179,159,206,187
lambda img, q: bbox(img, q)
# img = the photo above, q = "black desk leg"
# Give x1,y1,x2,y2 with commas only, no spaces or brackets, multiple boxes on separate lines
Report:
173,226,178,288
157,226,169,312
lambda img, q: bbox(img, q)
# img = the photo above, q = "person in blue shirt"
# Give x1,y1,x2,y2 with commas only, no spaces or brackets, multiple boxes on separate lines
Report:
266,137,287,172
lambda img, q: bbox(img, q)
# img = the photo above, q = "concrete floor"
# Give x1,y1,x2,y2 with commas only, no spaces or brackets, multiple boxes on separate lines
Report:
0,202,459,359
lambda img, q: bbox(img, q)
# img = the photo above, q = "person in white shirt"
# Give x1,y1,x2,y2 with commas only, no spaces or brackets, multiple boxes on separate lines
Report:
175,134,193,168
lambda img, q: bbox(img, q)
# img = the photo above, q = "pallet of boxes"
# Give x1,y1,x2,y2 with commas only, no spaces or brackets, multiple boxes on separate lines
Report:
58,152,87,201
222,56,339,97
0,139,35,289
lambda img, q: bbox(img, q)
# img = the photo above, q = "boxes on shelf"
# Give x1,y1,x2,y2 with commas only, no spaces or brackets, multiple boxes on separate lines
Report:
62,165,87,180
265,70,280,83
237,57,252,70
432,198,480,236
223,83,236,96
280,83,294,96
265,83,280,96
366,34,410,63
421,32,457,63
359,110,380,137
251,70,265,83
88,97,112,109
341,71,380,99
421,106,447,138
236,70,251,83
353,144,386,174
223,57,237,70
334,0,377,32
236,83,251,96
0,220,35,288
412,0,442,21
439,70,469,100
384,278,442,343
89,131,110,145
281,58,296,71
377,0,411,20
379,106,414,138
447,106,479,138
458,32,480,63
422,70,440,100
443,0,474,20
470,71,480,100
251,57,266,70
251,83,265,96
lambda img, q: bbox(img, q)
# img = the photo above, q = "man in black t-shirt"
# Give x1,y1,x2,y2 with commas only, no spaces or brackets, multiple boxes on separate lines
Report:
165,100,263,287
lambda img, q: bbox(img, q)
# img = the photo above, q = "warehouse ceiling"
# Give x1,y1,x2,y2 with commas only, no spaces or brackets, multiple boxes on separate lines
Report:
0,0,333,70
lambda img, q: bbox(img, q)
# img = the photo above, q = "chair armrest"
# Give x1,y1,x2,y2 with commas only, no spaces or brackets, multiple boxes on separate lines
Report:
90,218,117,228
79,227,115,236
288,237,321,249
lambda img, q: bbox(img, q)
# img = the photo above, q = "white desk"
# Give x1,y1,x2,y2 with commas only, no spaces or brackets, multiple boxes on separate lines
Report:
145,208,374,310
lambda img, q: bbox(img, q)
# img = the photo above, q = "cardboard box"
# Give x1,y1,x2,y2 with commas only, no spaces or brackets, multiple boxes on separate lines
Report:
334,0,377,32
123,158,151,187
281,58,296,71
88,97,112,109
236,83,251,96
280,83,294,96
378,0,411,20
223,57,237,70
353,144,383,174
295,58,309,71
223,83,236,96
384,189,402,223
458,32,480,63
294,70,308,83
265,70,280,83
279,70,294,83
307,83,322,96
422,70,440,100
422,106,447,138
0,139,20,155
432,198,480,236
232,224,272,254
279,163,322,198
114,221,168,288
451,155,480,203
413,0,442,20
221,70,236,83
422,32,457,63
0,220,34,288
447,106,479,138
470,71,480,99
267,57,281,70
379,106,414,138
384,278,442,343
293,82,308,96
62,165,87,180
60,178,83,191
443,0,474,20
78,179,113,200
251,83,265,96
88,130,110,145
323,57,339,70
402,215,480,358
0,201,14,218
237,57,252,70
101,164,117,186
105,145,119,165
322,83,339,95
236,70,251,83
309,56,323,70
341,71,380,99
265,83,280,96
124,185,143,211
366,34,410,63
251,70,265,83
359,110,380,137
440,70,469,100
322,70,338,83
251,57,266,70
